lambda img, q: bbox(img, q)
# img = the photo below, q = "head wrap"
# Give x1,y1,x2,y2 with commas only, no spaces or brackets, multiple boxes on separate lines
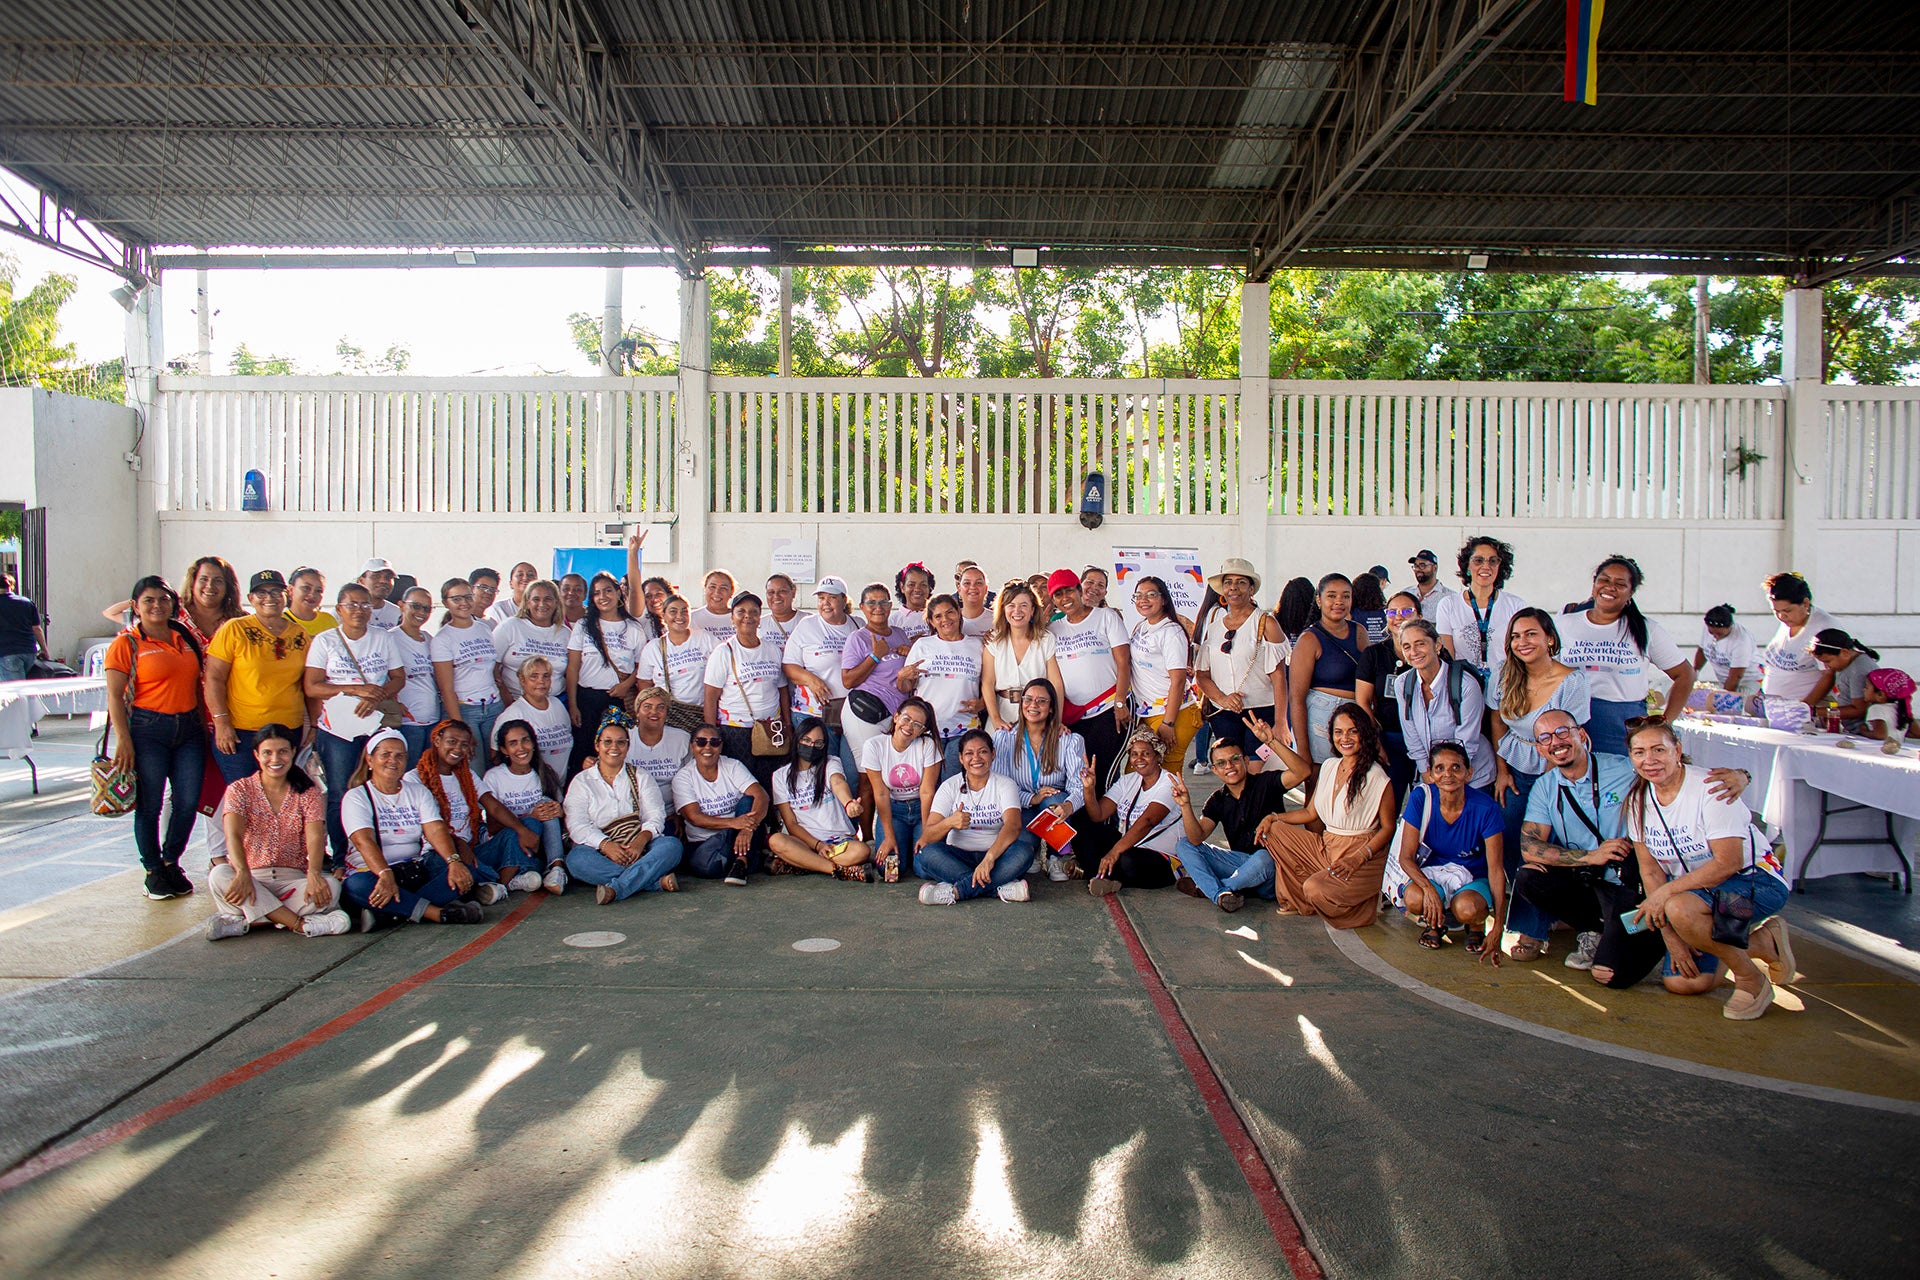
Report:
598,704,637,733
1868,667,1915,717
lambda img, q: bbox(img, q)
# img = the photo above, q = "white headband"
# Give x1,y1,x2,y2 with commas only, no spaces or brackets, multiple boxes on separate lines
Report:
363,728,406,757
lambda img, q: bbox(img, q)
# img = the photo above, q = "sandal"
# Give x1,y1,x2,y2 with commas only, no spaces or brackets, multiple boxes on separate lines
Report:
1464,928,1486,955
1418,925,1446,950
1509,936,1547,962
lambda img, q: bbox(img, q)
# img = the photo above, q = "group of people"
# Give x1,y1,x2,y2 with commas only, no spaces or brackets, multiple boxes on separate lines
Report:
94,535,1915,1022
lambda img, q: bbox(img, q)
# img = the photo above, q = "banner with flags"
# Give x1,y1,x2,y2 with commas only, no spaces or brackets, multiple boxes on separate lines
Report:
1564,0,1605,105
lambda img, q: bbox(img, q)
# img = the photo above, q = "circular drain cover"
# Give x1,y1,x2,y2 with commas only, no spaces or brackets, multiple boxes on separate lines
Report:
563,931,627,948
791,937,842,953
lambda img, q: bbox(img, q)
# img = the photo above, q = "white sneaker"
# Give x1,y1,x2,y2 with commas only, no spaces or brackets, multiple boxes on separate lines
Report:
1190,759,1213,775
303,909,352,937
206,914,250,941
996,880,1030,903
474,883,509,906
1045,855,1071,882
918,882,958,905
542,864,568,894
1564,930,1602,971
507,870,542,893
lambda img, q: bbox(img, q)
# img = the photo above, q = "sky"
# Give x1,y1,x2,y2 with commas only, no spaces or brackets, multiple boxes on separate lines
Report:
3,233,688,377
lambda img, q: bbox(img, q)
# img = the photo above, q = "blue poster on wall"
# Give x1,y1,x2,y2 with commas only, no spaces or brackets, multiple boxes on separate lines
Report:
552,548,632,583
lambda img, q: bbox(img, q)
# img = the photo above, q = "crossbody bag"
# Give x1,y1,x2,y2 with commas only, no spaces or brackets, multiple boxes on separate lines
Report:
727,643,789,756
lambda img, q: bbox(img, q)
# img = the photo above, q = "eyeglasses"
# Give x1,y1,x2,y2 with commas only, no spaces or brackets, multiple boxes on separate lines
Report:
1533,725,1579,745
1469,555,1502,567
894,717,928,733
445,594,473,604
1019,694,1053,706
404,602,431,612
1385,607,1417,620
691,736,723,747
339,600,372,612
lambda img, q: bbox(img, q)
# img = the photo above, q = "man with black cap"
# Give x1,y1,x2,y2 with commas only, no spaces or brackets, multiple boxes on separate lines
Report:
1408,549,1444,621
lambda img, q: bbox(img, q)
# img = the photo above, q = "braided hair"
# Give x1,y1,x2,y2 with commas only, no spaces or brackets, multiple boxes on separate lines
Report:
416,719,483,842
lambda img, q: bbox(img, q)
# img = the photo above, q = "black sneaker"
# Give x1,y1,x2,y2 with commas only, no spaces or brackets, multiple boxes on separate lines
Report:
439,901,485,924
723,857,749,886
165,863,194,896
144,869,184,900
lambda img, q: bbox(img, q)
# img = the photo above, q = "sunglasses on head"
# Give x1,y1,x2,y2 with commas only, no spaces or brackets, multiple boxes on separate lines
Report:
1622,715,1665,732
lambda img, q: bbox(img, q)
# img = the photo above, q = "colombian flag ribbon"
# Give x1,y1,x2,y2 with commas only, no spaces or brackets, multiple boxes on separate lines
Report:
1564,0,1604,104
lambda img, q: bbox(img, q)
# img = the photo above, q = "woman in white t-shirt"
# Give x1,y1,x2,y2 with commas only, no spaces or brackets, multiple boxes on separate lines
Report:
768,721,873,879
1127,574,1201,768
1264,704,1396,928
1622,719,1792,1020
702,591,792,802
388,587,443,765
1433,535,1526,686
1758,572,1839,705
862,695,943,884
1555,556,1693,758
637,594,716,730
304,585,407,863
687,569,739,642
431,577,506,765
914,729,1033,904
890,562,936,643
671,726,769,883
492,579,570,702
338,729,486,928
485,716,569,893
1693,604,1759,694
898,594,985,777
566,572,646,774
981,580,1064,731
1074,728,1183,894
626,686,693,791
490,655,574,781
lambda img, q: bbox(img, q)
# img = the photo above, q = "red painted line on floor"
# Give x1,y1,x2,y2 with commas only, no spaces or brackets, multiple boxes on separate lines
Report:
0,892,547,1196
1104,893,1325,1280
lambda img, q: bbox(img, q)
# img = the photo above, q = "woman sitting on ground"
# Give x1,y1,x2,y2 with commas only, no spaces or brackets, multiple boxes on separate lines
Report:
1265,703,1396,928
564,711,684,904
485,718,570,894
1075,728,1184,896
768,720,873,880
1390,741,1507,959
863,694,942,884
1621,718,1792,1020
990,678,1088,882
915,729,1033,905
339,729,487,929
415,718,547,902
672,723,770,885
208,723,349,939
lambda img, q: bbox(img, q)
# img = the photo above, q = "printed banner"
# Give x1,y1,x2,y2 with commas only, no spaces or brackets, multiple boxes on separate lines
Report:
1111,547,1207,625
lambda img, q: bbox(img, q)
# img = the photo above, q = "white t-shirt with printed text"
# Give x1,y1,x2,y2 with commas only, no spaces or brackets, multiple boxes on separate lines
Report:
671,756,762,841
931,771,1022,852
1556,611,1684,703
905,634,984,738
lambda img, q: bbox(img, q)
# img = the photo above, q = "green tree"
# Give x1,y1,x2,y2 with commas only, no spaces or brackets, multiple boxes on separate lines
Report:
565,310,678,374
334,336,412,375
230,343,299,375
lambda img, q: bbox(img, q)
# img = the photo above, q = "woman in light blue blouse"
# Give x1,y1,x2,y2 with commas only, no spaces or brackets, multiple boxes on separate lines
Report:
1489,607,1590,950
990,678,1088,881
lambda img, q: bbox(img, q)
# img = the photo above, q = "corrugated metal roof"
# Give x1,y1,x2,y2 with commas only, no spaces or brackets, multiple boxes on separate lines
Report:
0,0,1914,272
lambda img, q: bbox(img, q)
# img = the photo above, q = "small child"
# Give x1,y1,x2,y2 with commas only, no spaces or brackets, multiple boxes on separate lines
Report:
1862,668,1915,744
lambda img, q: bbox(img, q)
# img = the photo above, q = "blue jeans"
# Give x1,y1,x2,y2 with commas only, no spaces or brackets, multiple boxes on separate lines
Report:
211,726,261,785
1586,698,1642,761
883,796,923,859
566,834,685,899
128,708,206,872
342,853,464,923
397,723,433,768
1175,836,1276,902
461,701,503,766
316,728,373,864
686,795,766,877
1500,768,1552,940
467,827,538,884
0,652,33,682
915,838,1035,901
527,814,566,867
940,735,966,782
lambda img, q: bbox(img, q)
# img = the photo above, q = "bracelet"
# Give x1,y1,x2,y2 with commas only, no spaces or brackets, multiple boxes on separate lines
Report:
212,713,231,720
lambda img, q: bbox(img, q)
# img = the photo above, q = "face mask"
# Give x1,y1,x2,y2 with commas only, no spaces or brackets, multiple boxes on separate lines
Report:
797,743,827,763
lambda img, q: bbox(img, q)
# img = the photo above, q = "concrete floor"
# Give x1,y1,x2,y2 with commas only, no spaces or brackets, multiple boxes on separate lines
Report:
1,732,1916,1278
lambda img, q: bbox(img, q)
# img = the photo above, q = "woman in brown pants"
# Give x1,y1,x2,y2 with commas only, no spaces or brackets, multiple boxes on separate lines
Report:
1265,701,1396,927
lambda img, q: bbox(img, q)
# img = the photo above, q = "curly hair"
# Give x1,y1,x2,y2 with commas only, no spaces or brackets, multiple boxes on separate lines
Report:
1456,536,1515,589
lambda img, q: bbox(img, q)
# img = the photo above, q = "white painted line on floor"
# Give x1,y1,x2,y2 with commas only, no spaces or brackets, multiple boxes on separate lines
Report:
0,917,205,1004
791,937,841,952
562,931,626,948
1324,922,1920,1117
0,1032,98,1059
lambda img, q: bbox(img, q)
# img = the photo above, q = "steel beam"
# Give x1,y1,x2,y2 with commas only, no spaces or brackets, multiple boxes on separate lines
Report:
1800,185,1920,284
1252,0,1549,280
434,0,696,271
0,167,151,281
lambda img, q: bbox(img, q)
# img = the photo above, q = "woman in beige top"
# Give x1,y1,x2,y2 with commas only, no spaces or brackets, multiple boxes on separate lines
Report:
1265,701,1395,928
980,580,1064,730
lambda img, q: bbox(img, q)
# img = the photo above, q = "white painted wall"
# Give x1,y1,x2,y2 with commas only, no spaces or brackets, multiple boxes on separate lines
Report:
0,389,140,660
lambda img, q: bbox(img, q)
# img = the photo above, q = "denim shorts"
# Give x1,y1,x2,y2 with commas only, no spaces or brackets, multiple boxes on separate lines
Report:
1662,869,1791,976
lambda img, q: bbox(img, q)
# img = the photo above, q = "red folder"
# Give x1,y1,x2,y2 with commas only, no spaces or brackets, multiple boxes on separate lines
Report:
1026,808,1076,851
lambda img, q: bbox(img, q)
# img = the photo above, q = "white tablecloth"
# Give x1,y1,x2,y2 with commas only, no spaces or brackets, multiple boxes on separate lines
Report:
0,676,109,754
1676,718,1920,885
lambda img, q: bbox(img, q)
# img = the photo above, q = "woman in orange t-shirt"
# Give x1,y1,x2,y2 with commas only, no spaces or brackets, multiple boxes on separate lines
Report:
105,575,209,901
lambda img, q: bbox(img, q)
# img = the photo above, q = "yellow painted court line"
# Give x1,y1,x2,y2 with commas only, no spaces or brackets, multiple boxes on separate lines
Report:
1530,968,1609,1013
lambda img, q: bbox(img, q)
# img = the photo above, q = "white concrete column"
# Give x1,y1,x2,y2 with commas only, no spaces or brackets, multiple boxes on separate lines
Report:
1237,280,1271,563
194,267,212,375
124,279,165,576
1780,284,1824,576
601,267,624,374
676,274,711,577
